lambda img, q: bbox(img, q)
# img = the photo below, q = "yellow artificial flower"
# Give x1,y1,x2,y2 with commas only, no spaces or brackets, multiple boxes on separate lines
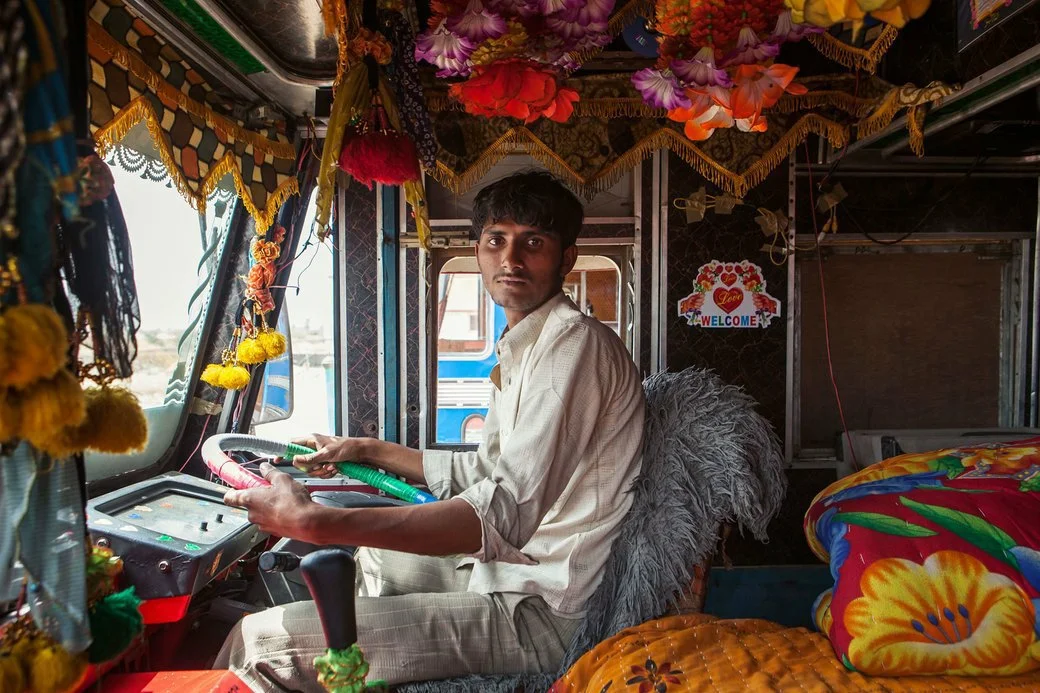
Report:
845,551,1040,676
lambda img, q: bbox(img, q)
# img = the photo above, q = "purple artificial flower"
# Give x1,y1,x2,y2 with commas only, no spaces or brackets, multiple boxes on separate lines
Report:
556,0,616,25
671,47,734,88
771,10,825,43
415,21,476,75
485,0,541,18
538,0,571,12
632,68,691,110
721,27,781,67
446,0,508,42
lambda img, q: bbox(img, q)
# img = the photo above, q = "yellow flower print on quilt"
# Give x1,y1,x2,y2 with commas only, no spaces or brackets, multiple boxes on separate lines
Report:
845,550,1040,676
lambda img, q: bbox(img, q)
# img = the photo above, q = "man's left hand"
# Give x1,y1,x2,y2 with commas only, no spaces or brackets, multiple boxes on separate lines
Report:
223,463,318,542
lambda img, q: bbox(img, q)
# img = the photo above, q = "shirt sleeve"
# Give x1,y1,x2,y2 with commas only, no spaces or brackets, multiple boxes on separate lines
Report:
455,321,611,565
421,389,502,499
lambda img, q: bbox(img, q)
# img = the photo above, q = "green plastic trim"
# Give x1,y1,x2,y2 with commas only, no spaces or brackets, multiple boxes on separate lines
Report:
159,0,266,75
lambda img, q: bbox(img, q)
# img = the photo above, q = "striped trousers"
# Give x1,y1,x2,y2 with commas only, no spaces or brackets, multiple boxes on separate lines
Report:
214,548,581,691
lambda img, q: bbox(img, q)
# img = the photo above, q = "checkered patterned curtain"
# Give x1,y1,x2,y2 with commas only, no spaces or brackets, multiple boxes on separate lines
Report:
86,0,298,233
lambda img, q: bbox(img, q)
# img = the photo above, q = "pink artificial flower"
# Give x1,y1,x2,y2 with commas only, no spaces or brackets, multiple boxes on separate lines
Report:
556,0,616,25
538,0,571,12
771,10,825,43
415,21,476,76
632,68,691,110
721,27,781,66
671,47,734,88
445,0,508,42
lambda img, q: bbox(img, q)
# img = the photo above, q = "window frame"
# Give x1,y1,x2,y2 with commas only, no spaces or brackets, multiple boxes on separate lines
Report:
423,240,638,450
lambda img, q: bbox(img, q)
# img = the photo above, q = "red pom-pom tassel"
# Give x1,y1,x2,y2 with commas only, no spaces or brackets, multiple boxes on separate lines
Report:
338,129,421,189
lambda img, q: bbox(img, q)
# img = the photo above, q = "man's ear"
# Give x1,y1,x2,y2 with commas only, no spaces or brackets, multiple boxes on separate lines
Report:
561,244,578,277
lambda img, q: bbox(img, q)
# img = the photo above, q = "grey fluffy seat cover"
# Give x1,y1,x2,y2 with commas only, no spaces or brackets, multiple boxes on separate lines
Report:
397,367,787,693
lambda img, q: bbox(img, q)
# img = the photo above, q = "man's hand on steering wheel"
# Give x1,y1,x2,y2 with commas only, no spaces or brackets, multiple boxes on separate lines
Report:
223,463,319,540
286,433,365,479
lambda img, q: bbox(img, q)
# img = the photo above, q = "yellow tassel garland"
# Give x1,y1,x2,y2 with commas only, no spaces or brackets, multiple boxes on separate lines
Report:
218,365,251,391
236,337,268,365
26,642,88,693
0,315,7,384
0,651,25,693
200,363,225,387
76,386,148,454
0,388,18,442
19,370,87,442
256,330,286,360
0,305,69,390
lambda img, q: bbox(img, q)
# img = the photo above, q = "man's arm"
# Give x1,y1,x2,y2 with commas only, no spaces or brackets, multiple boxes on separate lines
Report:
223,463,482,555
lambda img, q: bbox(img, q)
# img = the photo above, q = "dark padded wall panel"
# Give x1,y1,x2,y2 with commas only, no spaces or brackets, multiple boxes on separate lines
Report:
799,252,1003,448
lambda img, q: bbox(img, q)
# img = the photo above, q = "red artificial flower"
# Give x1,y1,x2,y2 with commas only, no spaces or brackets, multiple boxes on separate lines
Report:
449,59,579,123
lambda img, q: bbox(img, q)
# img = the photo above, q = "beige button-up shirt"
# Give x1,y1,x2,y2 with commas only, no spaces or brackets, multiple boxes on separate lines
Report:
422,292,645,616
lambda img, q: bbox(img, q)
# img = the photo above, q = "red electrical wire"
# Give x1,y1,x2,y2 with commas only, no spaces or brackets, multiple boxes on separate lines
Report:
803,142,859,472
179,414,213,472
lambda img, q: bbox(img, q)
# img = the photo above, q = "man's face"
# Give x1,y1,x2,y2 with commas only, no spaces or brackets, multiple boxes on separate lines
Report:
475,219,578,327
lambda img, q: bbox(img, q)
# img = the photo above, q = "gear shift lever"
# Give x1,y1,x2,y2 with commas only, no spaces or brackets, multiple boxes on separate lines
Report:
299,549,358,650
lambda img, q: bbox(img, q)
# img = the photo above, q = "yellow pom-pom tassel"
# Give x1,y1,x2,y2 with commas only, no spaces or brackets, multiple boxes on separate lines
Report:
19,370,86,443
0,388,19,443
0,315,8,385
26,643,88,693
256,330,286,359
236,338,268,365
78,386,148,454
0,651,25,693
31,425,85,459
200,363,225,387
0,305,68,390
218,365,250,390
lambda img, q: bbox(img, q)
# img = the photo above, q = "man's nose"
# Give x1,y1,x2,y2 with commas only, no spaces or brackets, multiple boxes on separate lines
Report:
500,242,523,270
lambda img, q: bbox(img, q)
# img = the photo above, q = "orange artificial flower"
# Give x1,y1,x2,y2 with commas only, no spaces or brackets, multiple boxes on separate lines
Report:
450,59,578,123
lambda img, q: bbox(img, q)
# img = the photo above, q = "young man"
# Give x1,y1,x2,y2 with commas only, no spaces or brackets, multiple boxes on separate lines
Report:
216,172,646,690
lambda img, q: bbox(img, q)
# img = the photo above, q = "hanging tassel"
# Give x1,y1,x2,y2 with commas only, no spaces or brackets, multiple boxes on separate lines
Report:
236,337,268,365
338,128,421,189
76,386,148,455
0,388,19,442
200,363,225,387
0,304,69,390
26,642,88,693
87,588,143,664
19,370,86,443
256,329,286,360
218,365,250,391
0,651,25,693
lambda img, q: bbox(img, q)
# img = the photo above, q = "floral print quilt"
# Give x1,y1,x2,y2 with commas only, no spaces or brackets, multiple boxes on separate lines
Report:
805,438,1040,676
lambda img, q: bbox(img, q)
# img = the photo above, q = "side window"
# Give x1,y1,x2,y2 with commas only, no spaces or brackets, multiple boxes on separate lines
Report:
86,155,235,482
432,253,627,445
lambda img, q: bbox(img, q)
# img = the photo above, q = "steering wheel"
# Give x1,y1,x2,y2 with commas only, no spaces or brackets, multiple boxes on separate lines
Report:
201,434,438,504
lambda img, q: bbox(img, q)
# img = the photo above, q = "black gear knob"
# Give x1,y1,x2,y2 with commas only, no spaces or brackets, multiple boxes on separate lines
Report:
258,550,300,573
300,549,358,650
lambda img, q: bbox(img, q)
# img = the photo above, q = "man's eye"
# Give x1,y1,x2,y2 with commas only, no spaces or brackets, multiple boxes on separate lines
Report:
527,238,543,248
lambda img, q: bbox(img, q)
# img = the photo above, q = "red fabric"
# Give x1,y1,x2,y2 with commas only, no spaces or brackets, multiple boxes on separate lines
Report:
100,671,249,693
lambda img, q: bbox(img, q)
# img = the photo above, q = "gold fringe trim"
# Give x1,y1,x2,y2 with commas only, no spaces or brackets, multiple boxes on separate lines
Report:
93,96,298,233
430,115,849,200
563,0,655,70
776,90,878,117
807,25,900,74
88,20,297,161
855,81,957,143
907,105,926,157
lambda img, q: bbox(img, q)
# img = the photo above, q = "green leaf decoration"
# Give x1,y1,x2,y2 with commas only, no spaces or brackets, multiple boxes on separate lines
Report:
834,512,938,537
899,497,1020,570
841,654,856,672
934,455,966,479
1020,475,1040,493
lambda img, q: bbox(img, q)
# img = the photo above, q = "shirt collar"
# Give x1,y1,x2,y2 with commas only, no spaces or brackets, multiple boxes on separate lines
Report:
497,291,570,356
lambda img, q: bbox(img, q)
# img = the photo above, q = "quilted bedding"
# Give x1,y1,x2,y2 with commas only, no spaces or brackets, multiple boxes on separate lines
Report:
549,614,1040,692
804,438,1040,677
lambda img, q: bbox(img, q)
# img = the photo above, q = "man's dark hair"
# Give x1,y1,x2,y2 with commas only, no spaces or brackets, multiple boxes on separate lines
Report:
471,171,584,248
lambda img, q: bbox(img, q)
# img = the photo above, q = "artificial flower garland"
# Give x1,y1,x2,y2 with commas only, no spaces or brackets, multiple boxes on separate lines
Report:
416,0,618,123
786,0,931,33
633,2,823,140
200,226,288,392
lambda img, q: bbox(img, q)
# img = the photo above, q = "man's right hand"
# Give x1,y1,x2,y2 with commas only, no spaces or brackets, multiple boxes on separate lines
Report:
288,433,364,479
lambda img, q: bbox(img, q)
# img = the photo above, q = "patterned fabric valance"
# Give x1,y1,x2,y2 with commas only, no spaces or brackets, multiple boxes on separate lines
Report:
87,0,298,232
